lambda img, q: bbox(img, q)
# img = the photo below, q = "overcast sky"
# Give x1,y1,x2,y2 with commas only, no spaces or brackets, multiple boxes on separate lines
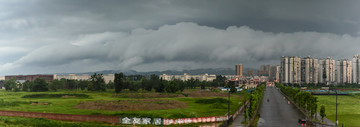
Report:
0,0,360,75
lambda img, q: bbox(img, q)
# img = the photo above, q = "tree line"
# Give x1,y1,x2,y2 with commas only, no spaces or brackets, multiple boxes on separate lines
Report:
244,84,265,123
276,83,319,119
4,73,108,92
114,73,227,93
3,73,228,93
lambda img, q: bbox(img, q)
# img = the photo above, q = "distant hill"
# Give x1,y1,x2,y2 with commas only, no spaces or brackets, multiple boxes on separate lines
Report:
55,68,257,76
56,68,227,76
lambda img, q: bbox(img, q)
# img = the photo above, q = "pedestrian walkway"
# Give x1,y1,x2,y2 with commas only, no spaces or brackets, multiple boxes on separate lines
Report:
230,109,246,127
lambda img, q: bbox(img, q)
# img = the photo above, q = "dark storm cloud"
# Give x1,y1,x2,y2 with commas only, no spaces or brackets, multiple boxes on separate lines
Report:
0,0,359,75
3,22,359,74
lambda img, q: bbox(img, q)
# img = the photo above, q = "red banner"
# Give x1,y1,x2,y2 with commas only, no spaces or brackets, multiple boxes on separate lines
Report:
164,116,217,125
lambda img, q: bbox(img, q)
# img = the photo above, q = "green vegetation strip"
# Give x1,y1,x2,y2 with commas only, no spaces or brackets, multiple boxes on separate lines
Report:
0,116,118,127
0,89,243,119
316,95,360,126
195,98,229,104
0,99,28,107
22,94,90,98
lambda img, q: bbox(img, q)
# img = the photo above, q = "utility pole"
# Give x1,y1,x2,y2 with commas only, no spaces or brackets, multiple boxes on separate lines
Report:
336,89,338,126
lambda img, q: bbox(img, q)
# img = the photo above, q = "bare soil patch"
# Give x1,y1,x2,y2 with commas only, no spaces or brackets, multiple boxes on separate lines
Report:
182,89,228,97
112,92,182,98
74,99,187,111
112,89,228,98
61,95,76,98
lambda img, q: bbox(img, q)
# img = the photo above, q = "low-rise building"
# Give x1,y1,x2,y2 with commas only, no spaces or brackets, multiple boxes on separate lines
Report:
160,73,216,82
5,74,54,82
54,74,114,83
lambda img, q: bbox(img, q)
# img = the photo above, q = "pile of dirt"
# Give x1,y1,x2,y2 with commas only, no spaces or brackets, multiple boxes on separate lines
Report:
61,95,76,98
30,102,49,105
112,92,182,98
112,89,228,98
74,99,187,111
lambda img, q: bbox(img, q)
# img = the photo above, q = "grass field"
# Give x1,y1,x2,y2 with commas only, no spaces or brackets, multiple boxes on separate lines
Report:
315,95,360,126
0,89,245,119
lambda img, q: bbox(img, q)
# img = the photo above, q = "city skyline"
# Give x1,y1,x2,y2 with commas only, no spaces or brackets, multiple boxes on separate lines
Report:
0,0,360,76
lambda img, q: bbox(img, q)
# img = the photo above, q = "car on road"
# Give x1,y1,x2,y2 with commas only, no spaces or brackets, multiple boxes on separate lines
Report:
298,119,307,126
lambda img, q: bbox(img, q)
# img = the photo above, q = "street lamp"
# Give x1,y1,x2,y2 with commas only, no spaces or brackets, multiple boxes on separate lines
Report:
227,81,231,124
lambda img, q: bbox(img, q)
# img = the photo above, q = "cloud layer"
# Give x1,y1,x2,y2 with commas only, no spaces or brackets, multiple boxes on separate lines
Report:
1,22,359,75
0,0,359,75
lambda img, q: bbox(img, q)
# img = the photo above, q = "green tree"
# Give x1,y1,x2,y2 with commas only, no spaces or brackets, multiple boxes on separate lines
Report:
106,80,114,89
243,100,248,122
177,79,185,91
186,78,198,89
4,78,21,92
30,78,48,92
140,77,147,90
123,77,131,90
22,80,33,92
65,79,77,90
165,80,179,93
49,79,62,91
78,80,88,90
128,81,141,91
320,105,326,123
154,78,165,92
4,78,17,91
243,108,248,123
227,81,237,93
114,73,124,93
146,74,159,91
200,81,206,89
88,73,106,91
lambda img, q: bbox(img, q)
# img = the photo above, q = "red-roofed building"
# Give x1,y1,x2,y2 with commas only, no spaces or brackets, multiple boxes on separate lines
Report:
5,75,54,82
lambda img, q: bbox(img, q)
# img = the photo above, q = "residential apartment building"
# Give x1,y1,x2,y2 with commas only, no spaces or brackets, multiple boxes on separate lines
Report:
160,73,216,82
235,64,243,76
54,74,114,83
336,59,352,84
269,65,280,82
258,64,270,76
353,55,360,84
280,56,301,84
318,58,336,84
301,56,318,84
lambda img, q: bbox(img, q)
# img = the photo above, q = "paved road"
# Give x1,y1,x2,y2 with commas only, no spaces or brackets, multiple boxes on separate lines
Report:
258,86,306,127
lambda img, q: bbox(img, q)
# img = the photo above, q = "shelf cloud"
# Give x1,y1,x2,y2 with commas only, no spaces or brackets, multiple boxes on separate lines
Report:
2,22,359,74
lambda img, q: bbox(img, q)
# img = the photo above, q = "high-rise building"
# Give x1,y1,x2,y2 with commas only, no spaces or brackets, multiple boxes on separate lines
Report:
258,64,270,76
235,64,243,76
337,59,352,84
301,56,318,84
280,56,301,84
318,58,336,84
269,65,280,82
353,55,360,84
